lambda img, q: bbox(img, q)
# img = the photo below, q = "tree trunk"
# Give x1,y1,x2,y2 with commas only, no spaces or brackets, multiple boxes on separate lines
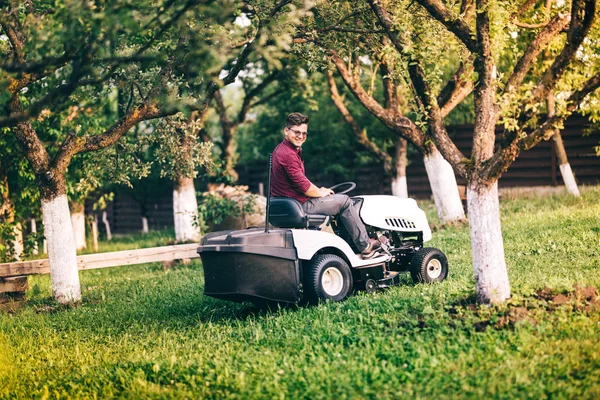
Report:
91,214,99,252
391,139,408,198
214,91,239,182
102,211,112,241
30,218,38,256
41,193,81,304
70,201,86,250
423,148,466,223
467,180,511,304
0,170,23,260
173,174,201,243
548,92,580,196
557,158,580,196
141,216,149,234
14,222,23,260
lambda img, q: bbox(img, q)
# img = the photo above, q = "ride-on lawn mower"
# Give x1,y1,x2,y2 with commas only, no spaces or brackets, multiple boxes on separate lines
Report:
197,155,449,304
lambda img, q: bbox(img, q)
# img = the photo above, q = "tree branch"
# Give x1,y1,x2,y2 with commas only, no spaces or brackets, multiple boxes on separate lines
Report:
8,98,51,175
504,12,571,94
330,51,424,148
530,0,596,101
521,72,600,150
78,102,161,154
471,0,497,169
213,90,236,154
237,69,281,123
413,0,479,53
379,59,398,112
367,0,467,174
327,70,393,175
0,18,25,63
438,62,474,117
488,71,600,180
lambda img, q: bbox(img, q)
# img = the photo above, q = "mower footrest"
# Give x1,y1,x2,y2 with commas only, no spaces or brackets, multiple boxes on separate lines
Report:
377,271,400,288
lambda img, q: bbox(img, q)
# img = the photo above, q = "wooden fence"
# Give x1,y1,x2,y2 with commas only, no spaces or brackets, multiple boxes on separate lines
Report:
0,243,200,311
238,115,600,199
85,115,600,233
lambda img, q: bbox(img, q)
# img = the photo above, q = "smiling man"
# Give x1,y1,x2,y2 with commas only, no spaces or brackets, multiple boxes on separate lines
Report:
270,112,380,258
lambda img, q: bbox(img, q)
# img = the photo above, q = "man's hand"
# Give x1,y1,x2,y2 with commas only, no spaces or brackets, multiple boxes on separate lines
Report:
318,187,334,197
305,183,334,198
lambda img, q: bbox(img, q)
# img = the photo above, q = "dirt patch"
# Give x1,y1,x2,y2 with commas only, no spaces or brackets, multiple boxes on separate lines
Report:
445,285,600,332
496,307,538,329
533,285,600,312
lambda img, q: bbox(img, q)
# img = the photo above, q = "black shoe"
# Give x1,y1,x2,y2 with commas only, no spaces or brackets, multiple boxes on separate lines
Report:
361,239,381,259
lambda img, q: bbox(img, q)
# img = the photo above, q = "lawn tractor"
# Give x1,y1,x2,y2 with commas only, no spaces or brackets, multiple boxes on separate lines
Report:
197,157,449,304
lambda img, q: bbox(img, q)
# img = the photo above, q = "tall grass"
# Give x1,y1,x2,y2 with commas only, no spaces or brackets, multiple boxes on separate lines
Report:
1,187,599,399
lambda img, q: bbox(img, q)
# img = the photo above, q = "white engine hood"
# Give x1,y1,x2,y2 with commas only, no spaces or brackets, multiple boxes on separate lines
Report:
355,195,432,242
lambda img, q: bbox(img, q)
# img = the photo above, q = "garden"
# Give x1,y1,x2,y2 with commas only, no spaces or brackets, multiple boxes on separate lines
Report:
1,0,600,398
1,188,599,398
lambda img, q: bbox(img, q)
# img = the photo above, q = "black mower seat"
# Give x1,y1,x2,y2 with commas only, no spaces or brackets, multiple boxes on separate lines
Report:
269,197,327,229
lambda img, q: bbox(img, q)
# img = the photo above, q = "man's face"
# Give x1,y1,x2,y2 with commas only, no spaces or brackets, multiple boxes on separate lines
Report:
284,124,308,148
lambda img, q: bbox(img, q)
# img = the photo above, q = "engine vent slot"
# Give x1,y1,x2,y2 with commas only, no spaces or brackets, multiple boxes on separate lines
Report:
385,217,416,229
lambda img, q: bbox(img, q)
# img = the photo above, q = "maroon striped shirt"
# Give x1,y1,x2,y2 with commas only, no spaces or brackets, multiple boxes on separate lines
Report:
271,139,311,203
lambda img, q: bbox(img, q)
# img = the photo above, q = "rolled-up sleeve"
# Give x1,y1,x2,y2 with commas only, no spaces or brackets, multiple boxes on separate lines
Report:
281,157,311,193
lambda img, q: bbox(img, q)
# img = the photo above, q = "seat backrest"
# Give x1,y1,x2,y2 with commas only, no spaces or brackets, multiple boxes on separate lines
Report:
269,198,307,228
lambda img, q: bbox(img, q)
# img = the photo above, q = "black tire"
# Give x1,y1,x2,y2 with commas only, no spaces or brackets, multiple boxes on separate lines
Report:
410,248,449,284
305,254,353,303
364,279,377,294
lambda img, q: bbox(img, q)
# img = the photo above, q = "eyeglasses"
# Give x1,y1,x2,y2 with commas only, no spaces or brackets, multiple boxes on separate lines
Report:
288,127,308,137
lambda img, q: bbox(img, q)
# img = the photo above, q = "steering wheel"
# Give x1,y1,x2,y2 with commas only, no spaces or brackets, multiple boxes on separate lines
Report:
329,181,356,195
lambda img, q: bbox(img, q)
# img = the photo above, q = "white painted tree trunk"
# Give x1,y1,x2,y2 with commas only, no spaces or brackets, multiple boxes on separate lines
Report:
559,163,580,196
71,209,86,250
173,176,201,242
12,222,23,261
42,194,81,304
102,211,112,241
548,92,580,197
423,150,466,223
467,181,511,304
391,176,408,198
142,217,149,234
30,218,38,256
91,215,99,252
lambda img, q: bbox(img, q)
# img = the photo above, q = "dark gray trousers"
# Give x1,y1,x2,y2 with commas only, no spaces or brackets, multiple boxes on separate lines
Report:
302,194,370,252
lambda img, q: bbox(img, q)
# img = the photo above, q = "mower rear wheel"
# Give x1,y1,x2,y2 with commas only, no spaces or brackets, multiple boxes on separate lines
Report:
410,248,448,284
305,254,353,302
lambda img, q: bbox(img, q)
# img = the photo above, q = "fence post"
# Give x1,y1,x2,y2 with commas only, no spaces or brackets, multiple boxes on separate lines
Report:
0,276,28,312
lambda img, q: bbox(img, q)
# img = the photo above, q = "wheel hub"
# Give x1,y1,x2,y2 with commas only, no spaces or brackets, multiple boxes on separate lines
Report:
321,267,344,296
426,258,442,279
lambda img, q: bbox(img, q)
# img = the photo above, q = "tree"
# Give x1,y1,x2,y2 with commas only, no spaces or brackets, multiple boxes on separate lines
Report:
295,3,467,223
326,70,409,197
1,0,310,304
358,0,599,303
168,2,311,243
212,61,291,182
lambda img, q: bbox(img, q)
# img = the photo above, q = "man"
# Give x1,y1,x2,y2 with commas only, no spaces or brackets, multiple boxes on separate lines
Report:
270,112,380,258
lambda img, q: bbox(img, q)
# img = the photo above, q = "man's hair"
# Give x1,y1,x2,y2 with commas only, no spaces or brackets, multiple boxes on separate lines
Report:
286,112,309,128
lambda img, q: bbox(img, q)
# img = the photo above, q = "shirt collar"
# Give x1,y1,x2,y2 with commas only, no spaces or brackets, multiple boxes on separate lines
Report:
283,138,302,155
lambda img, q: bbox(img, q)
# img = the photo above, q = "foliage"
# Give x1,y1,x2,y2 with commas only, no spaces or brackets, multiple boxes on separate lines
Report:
0,128,39,219
1,0,314,203
236,69,416,181
197,187,258,231
1,187,600,397
0,221,17,263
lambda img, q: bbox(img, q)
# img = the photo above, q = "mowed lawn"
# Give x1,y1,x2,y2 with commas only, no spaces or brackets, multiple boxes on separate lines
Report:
1,187,599,399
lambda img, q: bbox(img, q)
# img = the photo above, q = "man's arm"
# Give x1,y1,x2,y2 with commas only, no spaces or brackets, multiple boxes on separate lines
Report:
305,183,334,198
278,153,332,198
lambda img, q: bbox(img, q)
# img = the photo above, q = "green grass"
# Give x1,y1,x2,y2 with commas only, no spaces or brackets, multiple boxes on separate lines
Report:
1,187,600,399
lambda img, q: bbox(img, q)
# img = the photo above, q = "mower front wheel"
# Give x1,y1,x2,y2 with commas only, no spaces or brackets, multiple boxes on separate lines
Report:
410,248,448,284
305,254,353,303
